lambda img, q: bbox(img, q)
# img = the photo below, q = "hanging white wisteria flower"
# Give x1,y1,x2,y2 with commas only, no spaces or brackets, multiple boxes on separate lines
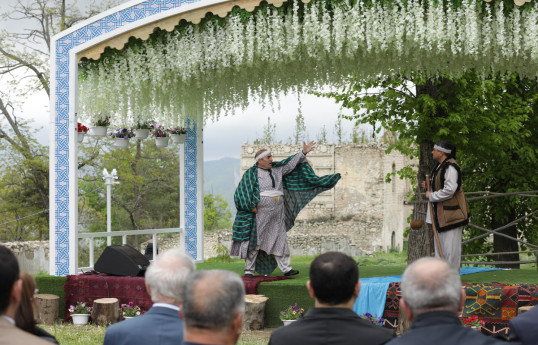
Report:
77,0,538,127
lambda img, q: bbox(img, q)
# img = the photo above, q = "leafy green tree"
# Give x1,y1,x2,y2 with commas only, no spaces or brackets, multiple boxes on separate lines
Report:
293,113,306,144
0,124,48,240
0,0,118,240
316,125,328,144
78,138,180,248
204,194,232,231
254,116,277,145
333,116,345,144
325,72,538,266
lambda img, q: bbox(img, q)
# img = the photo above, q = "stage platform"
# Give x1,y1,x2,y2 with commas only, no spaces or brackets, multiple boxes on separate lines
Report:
62,266,538,336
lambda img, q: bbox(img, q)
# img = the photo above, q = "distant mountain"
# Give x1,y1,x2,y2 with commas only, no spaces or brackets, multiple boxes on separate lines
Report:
203,157,240,216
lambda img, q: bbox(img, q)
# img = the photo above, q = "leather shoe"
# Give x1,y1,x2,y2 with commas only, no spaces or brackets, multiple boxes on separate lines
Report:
244,273,253,278
284,269,299,276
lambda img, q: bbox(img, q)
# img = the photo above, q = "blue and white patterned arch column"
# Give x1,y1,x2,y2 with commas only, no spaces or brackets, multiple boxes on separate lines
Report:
182,122,204,261
49,0,207,275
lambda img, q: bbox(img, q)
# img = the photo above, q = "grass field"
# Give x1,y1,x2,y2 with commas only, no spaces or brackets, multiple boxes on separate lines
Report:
39,324,273,345
35,250,537,344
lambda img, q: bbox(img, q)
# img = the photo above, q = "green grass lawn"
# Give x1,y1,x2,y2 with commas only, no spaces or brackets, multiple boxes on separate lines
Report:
34,250,537,345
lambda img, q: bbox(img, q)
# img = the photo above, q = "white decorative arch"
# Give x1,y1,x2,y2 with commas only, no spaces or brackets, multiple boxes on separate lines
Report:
50,0,536,275
49,0,233,275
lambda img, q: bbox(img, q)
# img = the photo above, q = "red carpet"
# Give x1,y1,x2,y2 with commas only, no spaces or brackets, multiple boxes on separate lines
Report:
64,271,292,320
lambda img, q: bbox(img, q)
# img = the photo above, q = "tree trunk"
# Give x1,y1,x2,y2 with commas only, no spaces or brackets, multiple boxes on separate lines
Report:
492,206,519,269
407,77,455,264
407,140,435,264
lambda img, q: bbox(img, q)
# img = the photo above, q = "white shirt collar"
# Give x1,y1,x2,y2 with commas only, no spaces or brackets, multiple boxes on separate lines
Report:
1,315,15,325
152,302,180,311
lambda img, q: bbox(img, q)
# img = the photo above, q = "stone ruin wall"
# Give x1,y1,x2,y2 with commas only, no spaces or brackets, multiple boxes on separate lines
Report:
3,241,50,274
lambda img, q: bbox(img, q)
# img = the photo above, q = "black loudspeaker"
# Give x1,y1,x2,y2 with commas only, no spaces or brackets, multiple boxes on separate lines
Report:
94,245,150,277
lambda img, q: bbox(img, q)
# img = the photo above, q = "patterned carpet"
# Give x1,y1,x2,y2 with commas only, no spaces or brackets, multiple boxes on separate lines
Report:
382,282,538,336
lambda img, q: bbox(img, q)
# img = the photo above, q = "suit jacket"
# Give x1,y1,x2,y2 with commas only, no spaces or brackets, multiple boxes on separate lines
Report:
103,305,184,345
509,305,538,344
0,316,51,345
386,311,511,345
268,307,394,345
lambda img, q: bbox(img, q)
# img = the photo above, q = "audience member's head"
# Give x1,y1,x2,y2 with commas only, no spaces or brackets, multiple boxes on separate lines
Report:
15,272,37,332
182,270,245,345
308,252,359,306
0,245,21,316
400,257,463,321
144,248,195,305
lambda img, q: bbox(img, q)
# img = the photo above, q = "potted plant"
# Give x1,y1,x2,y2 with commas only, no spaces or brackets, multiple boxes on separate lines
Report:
461,315,483,331
133,120,153,140
69,301,92,325
91,113,111,137
110,128,135,148
120,302,143,320
168,126,187,145
152,125,169,148
359,313,384,326
280,302,304,326
77,122,89,143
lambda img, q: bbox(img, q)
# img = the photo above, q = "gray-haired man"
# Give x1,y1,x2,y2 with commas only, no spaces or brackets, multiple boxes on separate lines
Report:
103,248,195,345
181,270,245,345
386,257,508,345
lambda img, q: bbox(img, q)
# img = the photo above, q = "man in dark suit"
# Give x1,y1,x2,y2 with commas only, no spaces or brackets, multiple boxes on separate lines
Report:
386,257,509,345
103,248,195,345
269,252,394,345
509,305,538,344
0,245,50,345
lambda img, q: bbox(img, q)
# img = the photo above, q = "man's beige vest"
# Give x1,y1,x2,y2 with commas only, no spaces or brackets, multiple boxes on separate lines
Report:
432,158,470,232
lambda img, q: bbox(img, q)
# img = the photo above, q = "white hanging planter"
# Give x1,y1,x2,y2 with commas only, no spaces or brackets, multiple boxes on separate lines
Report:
155,137,169,148
114,138,130,148
77,132,86,143
134,128,150,140
71,314,90,325
91,126,107,137
170,133,186,145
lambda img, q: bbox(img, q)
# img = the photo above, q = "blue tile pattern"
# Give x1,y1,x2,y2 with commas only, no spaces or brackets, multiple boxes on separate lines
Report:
184,121,198,259
52,0,203,274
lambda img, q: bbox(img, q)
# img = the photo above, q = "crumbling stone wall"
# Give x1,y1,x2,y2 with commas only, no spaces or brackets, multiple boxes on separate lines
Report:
3,241,50,274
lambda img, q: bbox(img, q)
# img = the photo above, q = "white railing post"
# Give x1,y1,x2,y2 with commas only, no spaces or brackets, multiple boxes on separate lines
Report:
89,239,95,268
102,168,119,246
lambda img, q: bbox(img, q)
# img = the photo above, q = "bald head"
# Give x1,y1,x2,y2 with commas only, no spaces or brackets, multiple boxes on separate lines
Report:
182,270,245,331
401,258,462,316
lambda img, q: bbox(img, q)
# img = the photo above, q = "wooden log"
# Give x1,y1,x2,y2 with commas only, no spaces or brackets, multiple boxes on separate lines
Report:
243,294,268,330
34,294,59,325
396,305,411,335
91,298,120,326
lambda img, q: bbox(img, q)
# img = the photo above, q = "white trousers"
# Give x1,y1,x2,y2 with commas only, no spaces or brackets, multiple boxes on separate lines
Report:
244,249,291,275
434,226,462,271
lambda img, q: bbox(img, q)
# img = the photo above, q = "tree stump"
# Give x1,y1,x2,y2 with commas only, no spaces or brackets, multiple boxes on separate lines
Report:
34,294,59,325
243,294,268,330
91,298,120,326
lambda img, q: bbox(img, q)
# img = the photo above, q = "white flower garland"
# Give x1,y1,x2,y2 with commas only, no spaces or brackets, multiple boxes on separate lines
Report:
78,0,538,127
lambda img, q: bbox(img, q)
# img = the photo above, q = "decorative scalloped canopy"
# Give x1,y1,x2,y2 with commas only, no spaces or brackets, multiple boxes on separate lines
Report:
78,0,533,62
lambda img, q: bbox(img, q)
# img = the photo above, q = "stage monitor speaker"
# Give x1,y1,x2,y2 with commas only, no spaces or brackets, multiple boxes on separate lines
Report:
94,245,150,277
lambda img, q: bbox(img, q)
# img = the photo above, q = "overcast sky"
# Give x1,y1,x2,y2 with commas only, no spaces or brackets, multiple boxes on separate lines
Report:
1,0,362,161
